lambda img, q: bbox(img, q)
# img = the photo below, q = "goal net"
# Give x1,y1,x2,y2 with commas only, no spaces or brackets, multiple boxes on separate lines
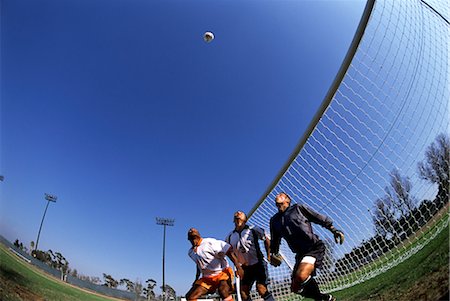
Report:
247,0,449,298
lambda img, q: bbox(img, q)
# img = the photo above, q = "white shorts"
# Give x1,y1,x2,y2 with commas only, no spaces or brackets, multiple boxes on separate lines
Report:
300,256,316,265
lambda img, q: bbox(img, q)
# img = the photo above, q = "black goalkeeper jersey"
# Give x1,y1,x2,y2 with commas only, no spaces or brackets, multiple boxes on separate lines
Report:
270,203,333,255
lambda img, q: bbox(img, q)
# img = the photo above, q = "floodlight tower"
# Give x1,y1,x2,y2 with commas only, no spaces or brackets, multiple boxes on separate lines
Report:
35,193,57,251
156,217,175,301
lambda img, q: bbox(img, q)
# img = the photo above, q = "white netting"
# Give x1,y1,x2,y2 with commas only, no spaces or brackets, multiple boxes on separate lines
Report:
247,0,449,298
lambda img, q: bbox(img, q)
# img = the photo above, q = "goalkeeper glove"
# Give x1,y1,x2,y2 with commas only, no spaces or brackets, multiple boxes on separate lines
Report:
269,254,283,267
330,227,345,244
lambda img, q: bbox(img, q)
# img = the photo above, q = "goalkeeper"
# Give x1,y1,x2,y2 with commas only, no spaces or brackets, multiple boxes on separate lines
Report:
269,192,345,301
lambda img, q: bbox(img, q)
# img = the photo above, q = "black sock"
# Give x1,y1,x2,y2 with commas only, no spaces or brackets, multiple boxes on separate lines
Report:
301,277,324,300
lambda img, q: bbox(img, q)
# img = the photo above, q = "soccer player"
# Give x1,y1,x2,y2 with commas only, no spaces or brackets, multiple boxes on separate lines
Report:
225,211,275,301
186,228,244,301
269,192,344,301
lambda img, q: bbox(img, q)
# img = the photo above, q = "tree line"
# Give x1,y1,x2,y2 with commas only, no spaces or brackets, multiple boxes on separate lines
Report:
12,239,176,300
332,133,448,275
101,274,176,301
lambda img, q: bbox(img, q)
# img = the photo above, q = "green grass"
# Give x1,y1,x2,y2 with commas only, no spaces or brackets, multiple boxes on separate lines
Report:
331,224,449,301
0,244,122,301
328,211,449,290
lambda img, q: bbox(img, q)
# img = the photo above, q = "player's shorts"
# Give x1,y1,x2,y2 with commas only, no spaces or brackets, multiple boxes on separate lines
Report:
293,240,326,274
195,267,234,293
241,260,268,287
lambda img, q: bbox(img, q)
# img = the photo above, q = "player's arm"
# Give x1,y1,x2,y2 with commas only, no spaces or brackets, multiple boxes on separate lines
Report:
298,204,345,244
226,246,244,278
269,218,283,267
263,236,271,261
269,218,281,255
298,203,332,227
254,226,271,261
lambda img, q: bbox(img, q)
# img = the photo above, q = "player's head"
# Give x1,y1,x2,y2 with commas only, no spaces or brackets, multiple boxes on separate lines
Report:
275,192,291,213
187,228,201,239
187,228,202,246
233,211,247,229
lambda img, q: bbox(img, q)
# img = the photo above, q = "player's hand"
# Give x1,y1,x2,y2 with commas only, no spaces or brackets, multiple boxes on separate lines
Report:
269,254,283,267
331,228,345,244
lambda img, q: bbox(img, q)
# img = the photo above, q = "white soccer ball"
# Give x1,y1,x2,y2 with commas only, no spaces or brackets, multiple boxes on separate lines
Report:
203,31,214,43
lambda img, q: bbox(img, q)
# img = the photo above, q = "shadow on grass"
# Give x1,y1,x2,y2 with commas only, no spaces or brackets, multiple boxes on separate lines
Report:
0,264,45,301
438,291,449,301
1,265,26,285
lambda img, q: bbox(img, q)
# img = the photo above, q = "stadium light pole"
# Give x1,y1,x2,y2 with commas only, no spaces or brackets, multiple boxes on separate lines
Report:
35,193,57,251
156,217,175,301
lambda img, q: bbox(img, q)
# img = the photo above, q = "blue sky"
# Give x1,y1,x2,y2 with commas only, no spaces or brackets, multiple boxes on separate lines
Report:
1,0,366,295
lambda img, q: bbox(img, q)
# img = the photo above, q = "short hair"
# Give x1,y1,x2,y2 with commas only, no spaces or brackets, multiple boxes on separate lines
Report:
277,192,291,202
234,211,247,221
187,228,201,239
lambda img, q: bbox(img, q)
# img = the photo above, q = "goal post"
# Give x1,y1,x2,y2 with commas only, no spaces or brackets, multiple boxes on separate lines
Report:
247,0,449,298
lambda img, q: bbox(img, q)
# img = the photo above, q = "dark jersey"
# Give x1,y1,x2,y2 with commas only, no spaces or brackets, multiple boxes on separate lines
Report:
270,203,333,255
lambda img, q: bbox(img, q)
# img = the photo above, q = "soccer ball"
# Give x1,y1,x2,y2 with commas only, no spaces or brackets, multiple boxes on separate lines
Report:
203,31,214,43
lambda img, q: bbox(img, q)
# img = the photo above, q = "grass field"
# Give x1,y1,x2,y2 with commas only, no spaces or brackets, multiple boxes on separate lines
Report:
330,224,449,301
0,244,123,301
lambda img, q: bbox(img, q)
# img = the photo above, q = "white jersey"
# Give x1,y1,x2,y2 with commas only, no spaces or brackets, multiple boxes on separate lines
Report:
188,237,231,277
225,225,267,266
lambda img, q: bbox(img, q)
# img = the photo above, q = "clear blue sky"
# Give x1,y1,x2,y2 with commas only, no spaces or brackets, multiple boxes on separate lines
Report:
1,0,365,295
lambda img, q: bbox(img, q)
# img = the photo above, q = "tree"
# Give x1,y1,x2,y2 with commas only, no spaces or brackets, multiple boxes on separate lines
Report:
387,169,416,215
13,239,25,251
47,249,57,268
161,284,176,300
373,195,396,238
32,249,52,264
54,252,69,281
133,279,144,301
120,278,144,301
143,279,157,301
372,169,416,240
120,278,135,292
418,133,449,207
80,274,101,284
41,249,69,280
103,273,119,288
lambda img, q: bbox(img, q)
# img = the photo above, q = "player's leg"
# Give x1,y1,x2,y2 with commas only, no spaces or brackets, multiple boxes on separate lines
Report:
256,283,275,301
240,283,251,301
292,255,333,300
185,284,209,301
301,277,335,301
291,261,315,294
255,262,274,301
240,265,254,301
218,279,233,301
301,242,335,301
